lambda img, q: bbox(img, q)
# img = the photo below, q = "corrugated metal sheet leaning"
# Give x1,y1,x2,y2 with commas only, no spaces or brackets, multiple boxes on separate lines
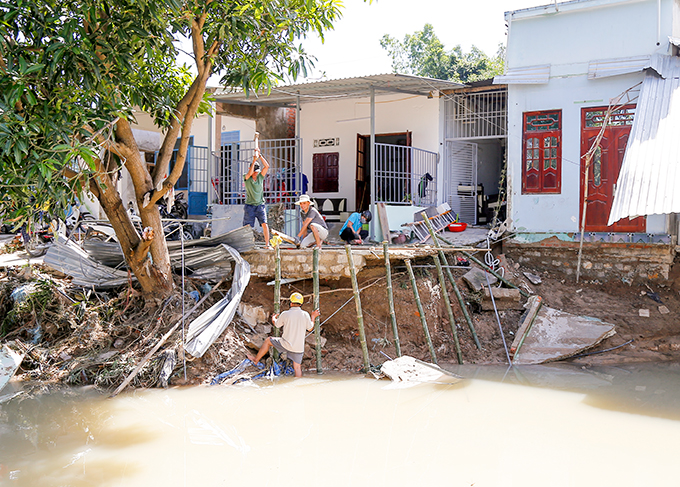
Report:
609,54,680,225
184,245,251,357
43,239,130,288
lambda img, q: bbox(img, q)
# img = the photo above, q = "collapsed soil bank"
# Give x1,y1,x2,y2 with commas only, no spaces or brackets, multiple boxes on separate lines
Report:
2,251,680,391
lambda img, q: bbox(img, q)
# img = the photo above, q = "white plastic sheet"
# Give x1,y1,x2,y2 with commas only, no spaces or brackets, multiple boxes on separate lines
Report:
184,245,251,357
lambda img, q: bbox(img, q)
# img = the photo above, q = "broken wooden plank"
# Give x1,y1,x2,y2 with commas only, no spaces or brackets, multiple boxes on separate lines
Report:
271,228,299,247
510,295,543,356
377,202,390,243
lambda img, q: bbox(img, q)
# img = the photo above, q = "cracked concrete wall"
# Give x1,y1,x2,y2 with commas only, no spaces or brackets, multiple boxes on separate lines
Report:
243,249,367,279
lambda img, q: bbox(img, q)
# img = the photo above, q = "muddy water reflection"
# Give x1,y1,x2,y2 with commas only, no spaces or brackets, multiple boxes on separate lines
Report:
1,363,679,486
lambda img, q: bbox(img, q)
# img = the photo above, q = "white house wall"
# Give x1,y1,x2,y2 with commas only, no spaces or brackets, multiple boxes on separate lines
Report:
214,113,257,148
506,0,677,234
299,93,440,211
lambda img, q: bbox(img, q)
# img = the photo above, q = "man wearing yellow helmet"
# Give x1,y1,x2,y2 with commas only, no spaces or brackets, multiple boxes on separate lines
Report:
248,292,320,377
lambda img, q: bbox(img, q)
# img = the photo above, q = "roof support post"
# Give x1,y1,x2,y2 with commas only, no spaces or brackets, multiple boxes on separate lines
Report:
370,86,376,241
296,93,302,234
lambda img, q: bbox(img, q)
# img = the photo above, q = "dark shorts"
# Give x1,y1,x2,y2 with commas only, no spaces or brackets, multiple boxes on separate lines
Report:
270,337,303,364
340,226,368,243
243,204,268,227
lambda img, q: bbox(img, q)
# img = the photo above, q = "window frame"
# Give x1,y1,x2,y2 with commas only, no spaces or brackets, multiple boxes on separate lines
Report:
522,110,562,194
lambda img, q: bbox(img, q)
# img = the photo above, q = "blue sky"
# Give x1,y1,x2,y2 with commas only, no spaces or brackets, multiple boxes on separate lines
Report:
297,0,548,81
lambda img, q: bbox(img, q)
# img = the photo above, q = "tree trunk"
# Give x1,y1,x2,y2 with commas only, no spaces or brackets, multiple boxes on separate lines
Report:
94,149,174,300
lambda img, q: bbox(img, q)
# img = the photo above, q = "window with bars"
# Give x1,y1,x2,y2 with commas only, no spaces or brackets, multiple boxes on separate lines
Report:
522,110,561,194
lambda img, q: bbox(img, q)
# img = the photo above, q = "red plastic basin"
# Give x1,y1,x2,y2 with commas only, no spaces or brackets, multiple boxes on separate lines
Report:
447,222,467,232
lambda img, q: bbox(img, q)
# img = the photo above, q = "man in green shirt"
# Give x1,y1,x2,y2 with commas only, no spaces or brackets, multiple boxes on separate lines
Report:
243,148,270,247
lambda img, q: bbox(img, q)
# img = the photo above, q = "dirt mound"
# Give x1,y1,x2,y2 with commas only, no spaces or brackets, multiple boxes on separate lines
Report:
2,251,680,392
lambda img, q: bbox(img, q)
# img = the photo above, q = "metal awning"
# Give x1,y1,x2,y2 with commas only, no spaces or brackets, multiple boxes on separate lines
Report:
212,73,465,107
608,54,680,225
492,64,550,85
587,55,651,79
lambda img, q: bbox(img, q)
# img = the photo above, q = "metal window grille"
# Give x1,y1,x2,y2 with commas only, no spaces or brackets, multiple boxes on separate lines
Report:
374,143,438,206
444,89,507,140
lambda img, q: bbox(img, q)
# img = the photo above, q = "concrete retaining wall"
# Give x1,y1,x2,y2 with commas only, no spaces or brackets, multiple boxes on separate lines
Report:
242,246,447,279
243,248,367,279
504,236,675,282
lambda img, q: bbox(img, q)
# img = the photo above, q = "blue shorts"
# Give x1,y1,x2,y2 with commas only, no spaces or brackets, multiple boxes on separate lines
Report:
243,204,268,227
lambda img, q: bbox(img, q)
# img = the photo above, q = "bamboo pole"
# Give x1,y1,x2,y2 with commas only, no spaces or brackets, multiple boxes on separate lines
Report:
383,241,402,357
421,212,481,349
404,259,437,364
313,247,322,374
462,251,530,298
433,254,462,364
345,245,370,372
273,244,281,361
274,245,281,317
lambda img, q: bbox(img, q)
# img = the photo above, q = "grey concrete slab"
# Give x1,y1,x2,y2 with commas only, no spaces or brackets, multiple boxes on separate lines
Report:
512,305,616,365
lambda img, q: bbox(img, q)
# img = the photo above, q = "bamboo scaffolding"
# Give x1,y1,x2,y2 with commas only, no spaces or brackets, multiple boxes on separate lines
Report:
313,248,322,374
433,254,462,364
421,212,481,349
383,241,402,357
405,259,437,364
345,245,370,372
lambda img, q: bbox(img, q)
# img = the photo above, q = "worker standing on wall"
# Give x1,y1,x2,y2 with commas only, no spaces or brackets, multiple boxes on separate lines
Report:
243,147,271,247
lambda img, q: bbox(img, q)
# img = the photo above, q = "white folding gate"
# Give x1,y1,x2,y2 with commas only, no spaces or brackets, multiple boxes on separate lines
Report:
444,140,478,224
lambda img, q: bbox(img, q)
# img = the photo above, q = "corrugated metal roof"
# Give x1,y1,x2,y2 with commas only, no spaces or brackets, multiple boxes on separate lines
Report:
492,64,550,84
608,54,680,225
212,73,465,107
588,55,651,79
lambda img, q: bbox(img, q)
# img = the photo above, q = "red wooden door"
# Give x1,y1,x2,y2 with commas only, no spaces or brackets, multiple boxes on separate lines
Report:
580,106,645,232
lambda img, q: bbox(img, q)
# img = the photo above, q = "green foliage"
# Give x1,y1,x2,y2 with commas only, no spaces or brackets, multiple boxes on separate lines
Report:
0,0,341,226
380,24,505,83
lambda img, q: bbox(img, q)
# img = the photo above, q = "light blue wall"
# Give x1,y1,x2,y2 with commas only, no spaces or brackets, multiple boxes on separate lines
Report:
505,0,677,234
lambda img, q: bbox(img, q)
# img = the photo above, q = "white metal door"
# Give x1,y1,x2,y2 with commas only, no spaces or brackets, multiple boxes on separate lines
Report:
444,140,478,224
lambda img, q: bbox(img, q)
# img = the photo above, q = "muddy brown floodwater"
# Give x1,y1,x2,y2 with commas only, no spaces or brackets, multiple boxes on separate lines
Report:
1,361,680,486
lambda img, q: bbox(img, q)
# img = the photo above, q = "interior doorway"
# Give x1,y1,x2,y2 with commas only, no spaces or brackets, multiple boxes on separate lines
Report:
355,132,411,211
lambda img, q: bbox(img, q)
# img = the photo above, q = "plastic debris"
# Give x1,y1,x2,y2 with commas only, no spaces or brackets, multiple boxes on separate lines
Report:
211,358,296,385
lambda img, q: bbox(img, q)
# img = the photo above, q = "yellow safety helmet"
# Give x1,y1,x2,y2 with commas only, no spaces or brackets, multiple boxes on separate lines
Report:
290,292,304,305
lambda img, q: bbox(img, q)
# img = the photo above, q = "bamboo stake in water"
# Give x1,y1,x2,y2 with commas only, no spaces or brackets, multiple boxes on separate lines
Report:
345,245,370,372
405,259,437,364
383,241,402,357
433,254,462,364
273,244,281,361
313,247,322,374
421,212,481,349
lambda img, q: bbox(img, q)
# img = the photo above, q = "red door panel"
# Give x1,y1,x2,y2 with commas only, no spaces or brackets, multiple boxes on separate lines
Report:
580,106,645,233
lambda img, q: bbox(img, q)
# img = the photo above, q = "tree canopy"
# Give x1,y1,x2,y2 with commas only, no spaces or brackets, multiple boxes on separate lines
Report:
380,24,504,83
0,0,341,297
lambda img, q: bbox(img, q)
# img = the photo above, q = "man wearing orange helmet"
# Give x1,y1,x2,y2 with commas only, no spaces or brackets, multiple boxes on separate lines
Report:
248,292,320,378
